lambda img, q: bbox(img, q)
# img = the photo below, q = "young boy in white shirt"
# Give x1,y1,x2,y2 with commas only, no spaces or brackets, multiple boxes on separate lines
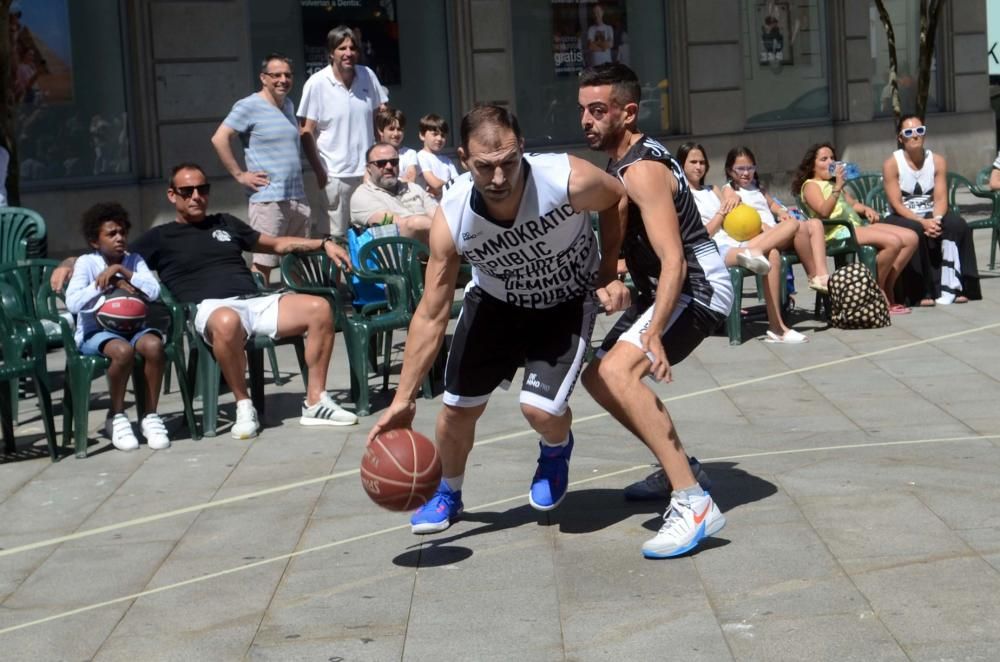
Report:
65,202,171,451
416,113,459,199
376,106,419,184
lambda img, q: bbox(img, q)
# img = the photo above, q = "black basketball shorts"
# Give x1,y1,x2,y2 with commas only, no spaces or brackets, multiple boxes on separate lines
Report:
443,286,598,415
597,295,725,371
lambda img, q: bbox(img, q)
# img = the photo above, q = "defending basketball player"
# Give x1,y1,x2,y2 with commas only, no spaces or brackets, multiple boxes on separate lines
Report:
577,64,734,558
64,202,171,452
368,104,628,534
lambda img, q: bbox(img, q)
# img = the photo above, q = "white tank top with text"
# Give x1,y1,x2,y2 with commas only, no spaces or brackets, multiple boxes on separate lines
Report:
440,152,598,309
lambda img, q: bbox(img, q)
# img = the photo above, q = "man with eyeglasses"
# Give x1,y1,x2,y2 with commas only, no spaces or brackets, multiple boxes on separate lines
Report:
211,53,318,282
299,25,388,243
52,162,360,439
349,142,437,244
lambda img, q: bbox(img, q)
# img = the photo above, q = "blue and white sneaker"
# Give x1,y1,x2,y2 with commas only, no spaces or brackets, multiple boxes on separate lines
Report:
528,433,574,511
410,481,463,534
641,491,726,559
624,456,711,501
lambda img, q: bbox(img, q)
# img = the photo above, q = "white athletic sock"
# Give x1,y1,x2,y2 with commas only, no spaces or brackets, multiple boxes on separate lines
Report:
443,475,464,492
541,433,570,448
675,484,706,499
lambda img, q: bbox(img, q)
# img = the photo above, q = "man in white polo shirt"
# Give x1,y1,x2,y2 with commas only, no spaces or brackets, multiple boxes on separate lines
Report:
299,25,388,241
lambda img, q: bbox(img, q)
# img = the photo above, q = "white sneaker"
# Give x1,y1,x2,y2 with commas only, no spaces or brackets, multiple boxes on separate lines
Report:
735,250,771,275
141,413,171,450
642,492,726,559
231,399,259,439
105,413,139,451
300,392,358,426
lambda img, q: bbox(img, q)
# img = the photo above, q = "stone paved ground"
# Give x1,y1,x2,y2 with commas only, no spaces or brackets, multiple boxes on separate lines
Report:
2,196,1000,661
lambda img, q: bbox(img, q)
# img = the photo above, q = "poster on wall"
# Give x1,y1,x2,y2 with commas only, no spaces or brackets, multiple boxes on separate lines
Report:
300,0,400,84
10,0,74,105
756,1,794,66
551,0,628,76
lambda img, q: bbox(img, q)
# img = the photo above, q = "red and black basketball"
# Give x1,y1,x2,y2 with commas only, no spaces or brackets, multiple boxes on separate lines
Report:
361,429,442,511
95,288,147,334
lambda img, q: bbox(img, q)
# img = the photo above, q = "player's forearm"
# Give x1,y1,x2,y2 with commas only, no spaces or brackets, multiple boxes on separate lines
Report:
268,236,324,255
648,259,686,336
210,132,244,180
299,131,326,176
393,312,449,402
596,207,624,287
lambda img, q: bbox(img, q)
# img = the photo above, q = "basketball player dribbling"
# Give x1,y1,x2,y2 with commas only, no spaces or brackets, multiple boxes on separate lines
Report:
368,104,629,534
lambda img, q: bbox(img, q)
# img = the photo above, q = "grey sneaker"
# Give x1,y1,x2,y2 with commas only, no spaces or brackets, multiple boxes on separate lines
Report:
624,457,711,501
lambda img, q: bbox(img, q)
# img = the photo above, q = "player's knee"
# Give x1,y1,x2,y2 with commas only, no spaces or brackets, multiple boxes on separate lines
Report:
136,334,165,358
520,403,561,431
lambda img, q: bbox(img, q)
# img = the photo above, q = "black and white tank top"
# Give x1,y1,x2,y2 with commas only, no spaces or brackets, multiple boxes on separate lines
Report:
440,152,598,309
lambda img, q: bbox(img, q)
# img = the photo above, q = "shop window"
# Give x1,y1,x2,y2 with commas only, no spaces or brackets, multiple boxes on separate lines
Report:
511,0,672,147
869,1,941,117
248,0,453,148
14,0,133,184
743,0,831,126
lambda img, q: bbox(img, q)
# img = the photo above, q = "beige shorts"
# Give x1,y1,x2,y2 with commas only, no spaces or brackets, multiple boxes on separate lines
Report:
248,199,311,267
319,176,363,241
194,293,285,344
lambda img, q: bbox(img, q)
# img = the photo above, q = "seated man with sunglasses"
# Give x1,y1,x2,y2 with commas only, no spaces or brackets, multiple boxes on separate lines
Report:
350,142,437,244
52,162,360,439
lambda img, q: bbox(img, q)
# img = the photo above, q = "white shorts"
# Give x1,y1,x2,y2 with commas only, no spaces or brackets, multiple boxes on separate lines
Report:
194,293,285,343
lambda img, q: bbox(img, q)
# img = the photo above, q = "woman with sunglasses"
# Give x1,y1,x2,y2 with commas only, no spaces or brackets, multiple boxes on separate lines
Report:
794,142,918,315
678,142,806,343
880,115,980,305
723,146,831,299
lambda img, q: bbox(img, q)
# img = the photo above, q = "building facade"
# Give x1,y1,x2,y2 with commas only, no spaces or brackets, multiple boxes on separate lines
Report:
15,0,994,255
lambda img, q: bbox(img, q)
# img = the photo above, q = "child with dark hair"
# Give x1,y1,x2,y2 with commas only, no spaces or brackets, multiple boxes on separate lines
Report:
65,202,170,451
416,113,459,199
375,106,418,183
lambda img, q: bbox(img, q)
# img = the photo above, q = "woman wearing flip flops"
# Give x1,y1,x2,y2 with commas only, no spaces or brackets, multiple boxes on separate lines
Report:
794,142,919,316
678,142,808,344
879,115,981,306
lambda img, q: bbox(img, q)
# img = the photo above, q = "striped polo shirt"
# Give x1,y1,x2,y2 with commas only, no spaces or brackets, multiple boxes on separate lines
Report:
223,93,305,203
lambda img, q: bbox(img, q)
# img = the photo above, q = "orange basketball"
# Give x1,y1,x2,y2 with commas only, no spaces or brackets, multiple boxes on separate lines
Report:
361,429,442,511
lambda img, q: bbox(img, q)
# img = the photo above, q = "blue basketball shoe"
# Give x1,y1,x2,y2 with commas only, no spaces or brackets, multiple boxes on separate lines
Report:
528,433,574,511
410,480,463,534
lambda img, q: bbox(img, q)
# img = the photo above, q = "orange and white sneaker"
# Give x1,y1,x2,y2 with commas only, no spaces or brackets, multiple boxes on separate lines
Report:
642,491,726,559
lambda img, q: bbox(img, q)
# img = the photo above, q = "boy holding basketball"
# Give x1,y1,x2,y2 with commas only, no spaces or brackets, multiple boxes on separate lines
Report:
65,202,170,451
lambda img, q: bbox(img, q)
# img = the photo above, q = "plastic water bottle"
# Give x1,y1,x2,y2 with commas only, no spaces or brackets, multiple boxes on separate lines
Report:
828,161,861,181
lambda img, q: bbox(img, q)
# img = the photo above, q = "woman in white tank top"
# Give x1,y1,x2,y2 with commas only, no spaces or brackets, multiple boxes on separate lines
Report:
879,115,980,305
677,142,806,343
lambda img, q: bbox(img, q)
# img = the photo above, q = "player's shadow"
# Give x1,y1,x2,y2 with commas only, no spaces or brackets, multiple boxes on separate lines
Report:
391,462,776,567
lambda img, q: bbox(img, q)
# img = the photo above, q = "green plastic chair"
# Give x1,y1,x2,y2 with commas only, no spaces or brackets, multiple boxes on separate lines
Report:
725,266,769,345
281,251,410,417
0,299,57,460
865,184,890,217
844,173,882,208
0,206,47,262
160,286,308,438
955,169,1000,270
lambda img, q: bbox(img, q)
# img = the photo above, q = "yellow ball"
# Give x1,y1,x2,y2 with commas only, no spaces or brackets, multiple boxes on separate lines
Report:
723,204,763,241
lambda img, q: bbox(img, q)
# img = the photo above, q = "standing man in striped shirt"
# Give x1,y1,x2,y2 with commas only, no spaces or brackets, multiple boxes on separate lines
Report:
212,52,318,281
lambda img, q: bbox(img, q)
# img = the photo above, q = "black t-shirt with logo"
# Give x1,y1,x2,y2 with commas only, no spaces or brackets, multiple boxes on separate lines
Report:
130,213,260,303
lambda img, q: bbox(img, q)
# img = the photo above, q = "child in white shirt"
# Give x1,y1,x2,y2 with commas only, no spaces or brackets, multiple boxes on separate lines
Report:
65,202,170,451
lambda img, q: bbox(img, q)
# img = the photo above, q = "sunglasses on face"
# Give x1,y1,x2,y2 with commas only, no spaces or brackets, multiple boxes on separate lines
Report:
732,165,757,175
368,158,399,169
899,125,927,138
172,184,211,198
